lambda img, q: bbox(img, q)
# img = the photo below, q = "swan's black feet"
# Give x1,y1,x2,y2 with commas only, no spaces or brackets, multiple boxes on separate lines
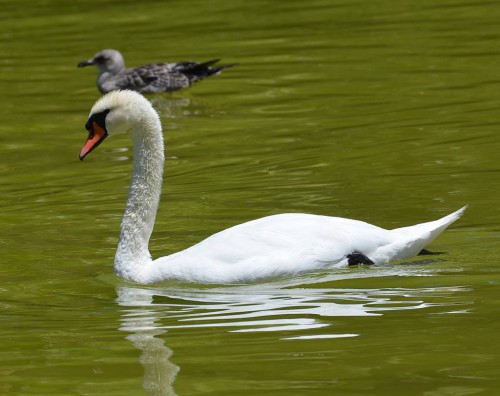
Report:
418,249,444,256
347,252,375,266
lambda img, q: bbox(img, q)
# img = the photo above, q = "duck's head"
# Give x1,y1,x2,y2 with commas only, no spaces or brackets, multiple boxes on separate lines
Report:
78,49,125,74
80,90,159,160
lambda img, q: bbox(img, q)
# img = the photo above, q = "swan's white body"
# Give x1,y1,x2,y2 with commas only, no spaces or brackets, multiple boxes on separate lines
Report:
80,90,466,284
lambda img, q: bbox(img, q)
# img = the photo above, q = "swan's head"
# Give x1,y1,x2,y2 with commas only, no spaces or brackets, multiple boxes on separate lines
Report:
77,49,125,74
80,90,160,160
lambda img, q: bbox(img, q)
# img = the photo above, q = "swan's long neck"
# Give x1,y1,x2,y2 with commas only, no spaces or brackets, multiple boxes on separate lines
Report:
115,113,164,281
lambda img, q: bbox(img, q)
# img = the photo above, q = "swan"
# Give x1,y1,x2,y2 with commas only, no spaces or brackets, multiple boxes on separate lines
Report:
79,90,466,284
77,49,238,94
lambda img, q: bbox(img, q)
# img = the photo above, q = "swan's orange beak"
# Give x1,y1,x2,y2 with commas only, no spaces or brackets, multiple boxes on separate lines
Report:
80,121,108,160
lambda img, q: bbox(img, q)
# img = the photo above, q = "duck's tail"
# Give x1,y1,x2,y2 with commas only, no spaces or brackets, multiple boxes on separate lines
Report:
177,59,239,83
384,206,467,261
202,59,239,75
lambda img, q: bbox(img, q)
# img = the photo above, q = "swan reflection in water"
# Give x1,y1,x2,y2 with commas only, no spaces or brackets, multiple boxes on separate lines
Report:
117,286,179,396
116,269,470,395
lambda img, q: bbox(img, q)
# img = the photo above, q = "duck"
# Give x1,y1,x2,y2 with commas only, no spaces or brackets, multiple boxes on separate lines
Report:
79,90,466,284
78,49,238,94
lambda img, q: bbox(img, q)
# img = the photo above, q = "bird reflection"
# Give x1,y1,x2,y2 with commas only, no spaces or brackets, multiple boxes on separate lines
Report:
149,95,216,119
117,286,179,396
116,269,469,395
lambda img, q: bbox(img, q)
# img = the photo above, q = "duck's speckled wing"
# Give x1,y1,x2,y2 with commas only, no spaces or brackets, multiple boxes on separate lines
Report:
101,60,237,93
102,63,190,93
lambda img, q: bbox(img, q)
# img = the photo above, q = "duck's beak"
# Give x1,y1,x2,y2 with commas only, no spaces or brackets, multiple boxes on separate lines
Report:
77,59,95,68
80,121,108,160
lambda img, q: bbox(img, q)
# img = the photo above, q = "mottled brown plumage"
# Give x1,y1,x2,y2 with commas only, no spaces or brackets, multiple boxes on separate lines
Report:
78,49,238,93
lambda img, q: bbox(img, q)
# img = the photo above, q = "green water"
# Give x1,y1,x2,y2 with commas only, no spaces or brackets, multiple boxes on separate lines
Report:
1,0,499,394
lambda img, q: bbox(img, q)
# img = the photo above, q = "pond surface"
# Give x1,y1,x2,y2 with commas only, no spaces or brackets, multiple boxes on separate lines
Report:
1,0,499,395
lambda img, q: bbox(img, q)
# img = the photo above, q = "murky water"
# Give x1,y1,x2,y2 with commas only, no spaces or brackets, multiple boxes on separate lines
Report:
1,0,499,395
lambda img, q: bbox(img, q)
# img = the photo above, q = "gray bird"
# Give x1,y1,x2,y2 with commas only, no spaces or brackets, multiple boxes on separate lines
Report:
78,49,238,94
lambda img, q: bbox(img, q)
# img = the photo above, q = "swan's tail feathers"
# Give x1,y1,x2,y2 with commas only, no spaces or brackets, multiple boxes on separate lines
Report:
388,206,467,261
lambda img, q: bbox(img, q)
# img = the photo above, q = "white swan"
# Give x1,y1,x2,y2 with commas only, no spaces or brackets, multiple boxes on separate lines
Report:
80,90,466,284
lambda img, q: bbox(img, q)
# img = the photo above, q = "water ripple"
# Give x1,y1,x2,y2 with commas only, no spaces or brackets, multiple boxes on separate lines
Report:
116,276,470,395
117,277,470,336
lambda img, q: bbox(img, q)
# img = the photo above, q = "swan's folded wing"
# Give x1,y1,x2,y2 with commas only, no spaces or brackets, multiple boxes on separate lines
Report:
154,213,393,283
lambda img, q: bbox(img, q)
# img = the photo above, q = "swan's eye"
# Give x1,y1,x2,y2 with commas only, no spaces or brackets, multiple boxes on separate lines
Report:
85,109,111,133
85,119,92,132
